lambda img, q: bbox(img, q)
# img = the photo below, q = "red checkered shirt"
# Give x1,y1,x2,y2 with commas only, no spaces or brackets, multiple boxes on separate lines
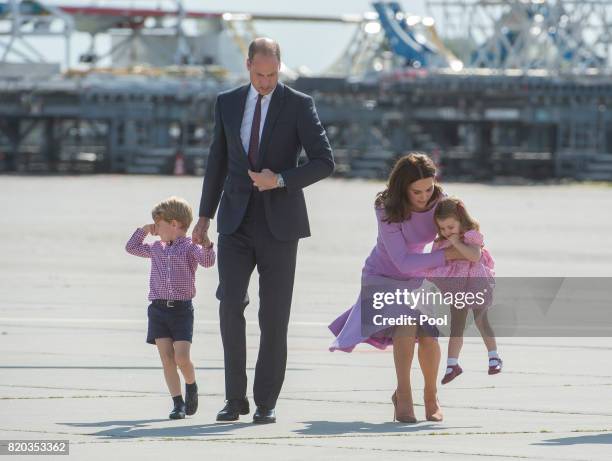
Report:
125,228,216,301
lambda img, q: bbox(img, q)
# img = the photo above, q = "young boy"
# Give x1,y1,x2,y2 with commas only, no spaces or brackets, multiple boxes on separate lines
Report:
125,196,215,420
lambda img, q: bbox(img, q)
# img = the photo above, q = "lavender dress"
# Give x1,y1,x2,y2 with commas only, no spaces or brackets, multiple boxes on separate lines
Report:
329,204,446,352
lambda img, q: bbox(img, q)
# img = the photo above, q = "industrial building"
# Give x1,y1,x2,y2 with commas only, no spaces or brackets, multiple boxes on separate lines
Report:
1,0,611,180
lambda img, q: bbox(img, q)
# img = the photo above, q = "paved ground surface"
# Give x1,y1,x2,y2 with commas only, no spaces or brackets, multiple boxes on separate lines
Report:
1,176,612,460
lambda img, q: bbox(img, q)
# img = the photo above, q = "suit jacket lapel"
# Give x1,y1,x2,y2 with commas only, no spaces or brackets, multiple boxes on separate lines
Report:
256,82,285,171
231,84,250,159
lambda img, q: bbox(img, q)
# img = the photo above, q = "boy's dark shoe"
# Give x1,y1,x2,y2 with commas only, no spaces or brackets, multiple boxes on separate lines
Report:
216,397,250,422
185,382,198,416
169,402,186,420
253,406,276,424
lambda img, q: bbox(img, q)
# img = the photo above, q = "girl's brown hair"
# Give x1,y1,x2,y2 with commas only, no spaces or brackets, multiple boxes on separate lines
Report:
375,152,443,223
433,197,480,241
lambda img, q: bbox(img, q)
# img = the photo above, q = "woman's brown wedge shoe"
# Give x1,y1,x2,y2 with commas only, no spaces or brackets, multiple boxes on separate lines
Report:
391,391,417,423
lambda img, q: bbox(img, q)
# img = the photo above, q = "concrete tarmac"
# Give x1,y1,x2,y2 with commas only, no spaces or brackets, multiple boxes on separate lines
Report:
1,176,611,460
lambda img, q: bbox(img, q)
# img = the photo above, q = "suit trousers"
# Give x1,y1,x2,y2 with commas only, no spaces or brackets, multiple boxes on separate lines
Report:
216,189,299,409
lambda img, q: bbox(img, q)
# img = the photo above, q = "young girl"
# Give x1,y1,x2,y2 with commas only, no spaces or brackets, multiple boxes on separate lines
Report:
424,197,502,384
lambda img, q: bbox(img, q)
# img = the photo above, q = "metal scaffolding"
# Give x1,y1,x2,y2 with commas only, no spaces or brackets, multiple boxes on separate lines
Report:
1,1,612,180
426,0,612,72
0,0,74,66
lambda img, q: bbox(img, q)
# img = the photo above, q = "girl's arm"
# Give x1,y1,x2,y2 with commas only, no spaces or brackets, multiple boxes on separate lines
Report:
448,234,481,262
125,226,154,258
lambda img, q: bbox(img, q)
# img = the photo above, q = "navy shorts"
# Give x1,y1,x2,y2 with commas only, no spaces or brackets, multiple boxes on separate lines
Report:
146,300,194,345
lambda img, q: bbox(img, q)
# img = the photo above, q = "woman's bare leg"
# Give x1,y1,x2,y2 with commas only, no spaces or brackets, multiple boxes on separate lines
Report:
392,325,417,421
393,324,417,393
418,329,443,421
418,332,441,399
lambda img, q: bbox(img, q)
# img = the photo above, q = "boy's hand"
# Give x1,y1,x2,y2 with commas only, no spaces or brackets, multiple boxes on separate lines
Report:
201,232,213,248
142,224,157,235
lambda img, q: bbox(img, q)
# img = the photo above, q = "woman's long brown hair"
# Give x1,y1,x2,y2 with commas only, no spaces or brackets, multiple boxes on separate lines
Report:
375,152,443,223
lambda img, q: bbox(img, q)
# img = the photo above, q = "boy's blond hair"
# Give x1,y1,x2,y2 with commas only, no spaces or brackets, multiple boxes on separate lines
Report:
151,196,193,230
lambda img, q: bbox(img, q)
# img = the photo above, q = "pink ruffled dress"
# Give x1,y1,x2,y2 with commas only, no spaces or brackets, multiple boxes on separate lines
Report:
424,230,495,309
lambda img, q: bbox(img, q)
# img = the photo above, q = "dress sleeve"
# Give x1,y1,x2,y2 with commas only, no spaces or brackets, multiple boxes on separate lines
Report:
463,230,484,246
376,208,446,274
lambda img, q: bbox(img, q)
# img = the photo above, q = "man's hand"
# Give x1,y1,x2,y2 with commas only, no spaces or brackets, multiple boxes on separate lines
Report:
192,217,210,245
248,169,279,191
142,224,157,235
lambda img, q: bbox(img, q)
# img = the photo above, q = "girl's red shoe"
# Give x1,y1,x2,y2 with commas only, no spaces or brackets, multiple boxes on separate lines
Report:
441,364,463,384
488,357,503,375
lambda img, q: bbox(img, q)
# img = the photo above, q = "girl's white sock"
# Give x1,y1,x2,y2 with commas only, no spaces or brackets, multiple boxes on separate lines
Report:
446,357,459,374
488,350,500,363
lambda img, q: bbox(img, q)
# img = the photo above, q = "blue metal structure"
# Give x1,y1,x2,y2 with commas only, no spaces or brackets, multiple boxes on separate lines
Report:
372,1,436,67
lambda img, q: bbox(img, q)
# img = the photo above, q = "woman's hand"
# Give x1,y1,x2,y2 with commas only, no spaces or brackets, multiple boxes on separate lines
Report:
447,234,461,246
444,246,467,261
444,241,481,262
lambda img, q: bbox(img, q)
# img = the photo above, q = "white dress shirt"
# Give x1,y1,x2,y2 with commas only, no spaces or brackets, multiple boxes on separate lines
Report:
240,84,276,155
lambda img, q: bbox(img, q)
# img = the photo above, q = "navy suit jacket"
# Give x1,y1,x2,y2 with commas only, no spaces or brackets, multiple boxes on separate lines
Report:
199,82,334,241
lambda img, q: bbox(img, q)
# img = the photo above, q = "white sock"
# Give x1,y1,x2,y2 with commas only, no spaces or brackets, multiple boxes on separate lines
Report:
488,350,500,362
446,357,459,374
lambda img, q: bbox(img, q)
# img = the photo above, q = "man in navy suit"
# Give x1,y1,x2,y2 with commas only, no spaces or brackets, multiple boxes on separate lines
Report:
193,37,334,424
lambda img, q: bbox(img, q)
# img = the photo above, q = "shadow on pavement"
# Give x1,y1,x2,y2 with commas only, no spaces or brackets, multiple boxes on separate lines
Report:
534,433,612,446
293,420,480,435
59,420,254,438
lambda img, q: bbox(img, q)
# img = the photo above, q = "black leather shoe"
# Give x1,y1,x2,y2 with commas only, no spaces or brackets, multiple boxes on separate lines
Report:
216,398,250,422
253,406,276,424
169,402,186,420
185,383,198,416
